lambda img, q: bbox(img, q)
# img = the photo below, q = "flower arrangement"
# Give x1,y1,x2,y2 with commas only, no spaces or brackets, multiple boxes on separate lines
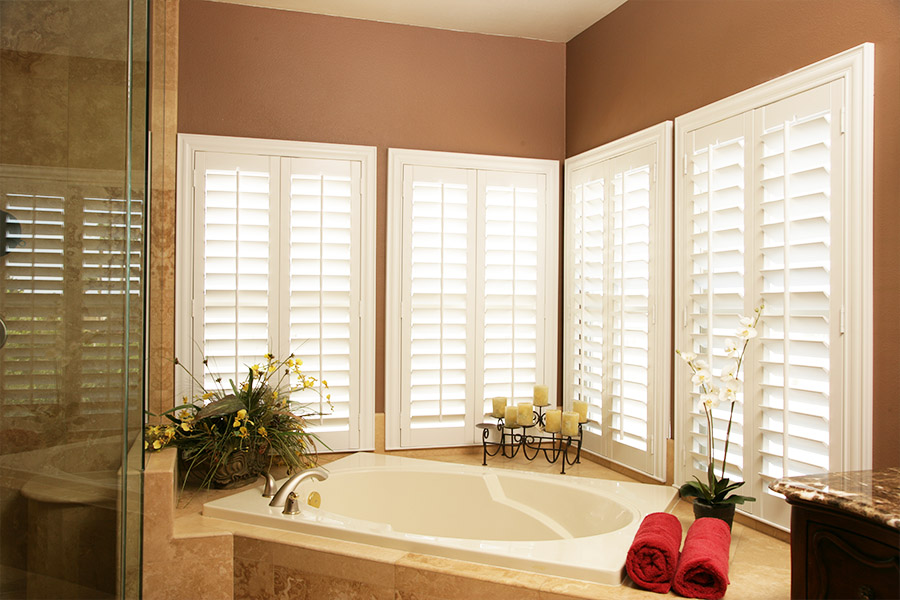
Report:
145,353,330,489
676,303,764,507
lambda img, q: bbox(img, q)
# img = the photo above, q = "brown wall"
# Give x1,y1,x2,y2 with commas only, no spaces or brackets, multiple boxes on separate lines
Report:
567,0,900,468
177,0,567,414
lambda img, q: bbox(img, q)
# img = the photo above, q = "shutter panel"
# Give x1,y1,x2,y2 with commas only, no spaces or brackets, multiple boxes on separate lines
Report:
570,162,606,431
285,157,360,449
480,171,544,412
401,165,475,447
196,152,275,390
0,188,66,426
753,82,843,524
566,128,669,480
80,191,143,435
683,114,750,486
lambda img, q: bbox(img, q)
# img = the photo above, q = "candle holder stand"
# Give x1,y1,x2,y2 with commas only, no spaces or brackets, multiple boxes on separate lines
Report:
476,406,591,475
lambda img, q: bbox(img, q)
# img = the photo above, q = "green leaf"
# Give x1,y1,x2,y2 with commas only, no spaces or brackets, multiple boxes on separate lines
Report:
194,394,244,420
706,462,718,489
679,481,704,498
718,494,756,505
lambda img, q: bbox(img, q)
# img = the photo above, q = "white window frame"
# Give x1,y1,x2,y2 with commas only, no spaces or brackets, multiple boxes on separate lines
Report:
563,122,673,482
674,43,874,528
386,148,559,450
175,133,377,452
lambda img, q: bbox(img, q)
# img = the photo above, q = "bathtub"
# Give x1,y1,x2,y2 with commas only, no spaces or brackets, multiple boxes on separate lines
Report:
202,453,677,585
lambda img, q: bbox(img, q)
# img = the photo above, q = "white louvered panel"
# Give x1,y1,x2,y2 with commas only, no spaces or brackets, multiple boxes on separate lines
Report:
0,190,66,418
80,193,144,426
570,164,605,431
199,152,273,390
287,157,357,447
685,114,748,485
608,158,651,453
403,165,474,447
755,83,840,501
481,171,541,410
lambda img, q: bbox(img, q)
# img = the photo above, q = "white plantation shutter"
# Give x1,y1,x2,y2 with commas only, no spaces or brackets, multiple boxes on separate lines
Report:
674,49,869,530
401,165,475,447
753,82,844,525
178,136,376,452
285,157,360,449
388,150,558,449
195,152,275,390
681,114,751,488
565,123,671,480
480,171,544,410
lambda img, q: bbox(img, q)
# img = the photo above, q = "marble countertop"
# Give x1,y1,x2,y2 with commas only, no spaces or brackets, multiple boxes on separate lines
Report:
770,467,900,530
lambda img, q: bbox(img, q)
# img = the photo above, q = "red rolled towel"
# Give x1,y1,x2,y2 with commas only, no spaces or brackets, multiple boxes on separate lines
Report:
625,512,683,593
672,517,732,600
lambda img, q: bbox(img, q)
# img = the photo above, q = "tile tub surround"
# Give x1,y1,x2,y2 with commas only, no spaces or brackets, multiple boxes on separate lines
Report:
144,448,791,599
770,467,900,530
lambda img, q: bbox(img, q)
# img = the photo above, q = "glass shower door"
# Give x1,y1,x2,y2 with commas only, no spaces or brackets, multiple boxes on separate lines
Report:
0,0,148,597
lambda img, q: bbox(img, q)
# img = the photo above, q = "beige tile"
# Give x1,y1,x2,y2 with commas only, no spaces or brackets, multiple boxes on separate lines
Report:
273,564,310,599
234,555,273,599
273,544,396,590
0,67,68,167
395,554,544,600
0,0,70,55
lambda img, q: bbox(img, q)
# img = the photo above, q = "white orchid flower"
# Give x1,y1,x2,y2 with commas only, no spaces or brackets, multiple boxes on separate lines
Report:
701,390,720,410
721,358,739,381
694,358,709,371
724,338,738,357
737,316,758,340
722,378,742,395
678,351,697,363
718,386,736,404
692,368,712,386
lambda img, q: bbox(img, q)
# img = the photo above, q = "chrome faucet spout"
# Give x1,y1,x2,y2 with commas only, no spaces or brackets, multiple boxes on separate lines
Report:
268,467,328,508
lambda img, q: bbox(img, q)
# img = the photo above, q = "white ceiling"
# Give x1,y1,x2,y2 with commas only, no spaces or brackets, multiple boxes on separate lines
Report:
207,0,629,43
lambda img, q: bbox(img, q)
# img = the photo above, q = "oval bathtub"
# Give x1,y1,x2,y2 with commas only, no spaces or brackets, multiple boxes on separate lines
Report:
202,453,677,585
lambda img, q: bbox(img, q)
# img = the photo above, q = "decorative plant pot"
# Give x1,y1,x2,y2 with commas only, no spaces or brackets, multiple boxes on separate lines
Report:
692,499,736,529
181,446,269,490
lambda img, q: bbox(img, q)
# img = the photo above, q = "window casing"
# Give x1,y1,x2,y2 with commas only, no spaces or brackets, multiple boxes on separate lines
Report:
386,149,559,449
564,122,673,481
176,135,376,452
674,44,873,529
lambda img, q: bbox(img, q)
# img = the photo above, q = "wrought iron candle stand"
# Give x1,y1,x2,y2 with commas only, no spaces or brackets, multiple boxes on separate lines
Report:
477,405,586,475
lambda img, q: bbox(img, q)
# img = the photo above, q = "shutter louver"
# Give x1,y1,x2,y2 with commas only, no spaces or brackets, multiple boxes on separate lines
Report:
482,172,541,409
200,153,272,390
288,157,357,447
403,166,473,445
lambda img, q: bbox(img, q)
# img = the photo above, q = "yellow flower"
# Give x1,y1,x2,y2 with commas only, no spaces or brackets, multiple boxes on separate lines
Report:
251,364,261,377
165,427,177,439
257,426,267,437
233,418,241,428
180,422,192,432
148,425,161,435
326,394,331,400
238,426,248,438
152,439,162,450
268,364,277,373
144,441,149,449
240,382,249,392
236,409,248,420
201,391,215,400
296,358,303,366
273,390,279,399
322,379,328,387
182,396,189,404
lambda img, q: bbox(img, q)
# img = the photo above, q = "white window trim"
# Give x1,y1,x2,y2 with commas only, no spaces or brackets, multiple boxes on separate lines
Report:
175,133,377,451
674,43,874,525
385,148,560,450
563,121,673,482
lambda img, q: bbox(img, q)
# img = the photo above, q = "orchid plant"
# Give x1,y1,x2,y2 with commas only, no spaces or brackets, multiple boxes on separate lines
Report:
676,303,764,507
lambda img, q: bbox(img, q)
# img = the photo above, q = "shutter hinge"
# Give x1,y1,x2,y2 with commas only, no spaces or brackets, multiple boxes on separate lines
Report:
840,306,846,335
840,107,846,134
683,154,688,175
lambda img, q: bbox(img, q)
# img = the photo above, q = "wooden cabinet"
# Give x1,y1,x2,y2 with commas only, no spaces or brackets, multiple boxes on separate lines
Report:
789,500,900,599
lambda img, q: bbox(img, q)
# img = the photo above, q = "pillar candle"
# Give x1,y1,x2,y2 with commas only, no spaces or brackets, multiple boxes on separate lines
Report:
562,411,580,437
517,402,534,427
491,397,507,418
533,385,549,407
544,409,561,433
504,405,519,428
573,400,589,423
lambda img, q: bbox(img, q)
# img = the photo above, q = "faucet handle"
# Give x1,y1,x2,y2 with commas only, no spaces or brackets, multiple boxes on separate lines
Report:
262,472,277,498
283,492,301,515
